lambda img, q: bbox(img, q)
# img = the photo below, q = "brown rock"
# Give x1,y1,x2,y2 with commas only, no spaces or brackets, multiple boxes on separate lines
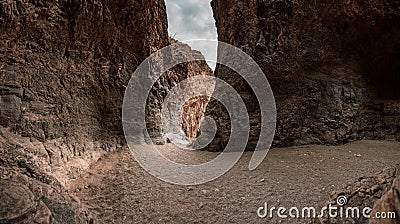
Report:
0,0,212,223
207,0,400,150
0,181,36,222
0,142,95,224
369,175,400,224
1,0,212,178
315,165,399,224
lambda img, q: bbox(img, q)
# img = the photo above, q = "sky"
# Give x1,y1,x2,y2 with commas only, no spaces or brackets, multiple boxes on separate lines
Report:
165,0,218,70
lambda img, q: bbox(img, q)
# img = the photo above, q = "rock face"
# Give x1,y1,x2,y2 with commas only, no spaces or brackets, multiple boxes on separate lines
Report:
181,96,210,139
208,0,400,149
0,139,94,224
370,174,400,224
315,165,399,224
0,0,211,222
0,0,211,180
146,38,213,144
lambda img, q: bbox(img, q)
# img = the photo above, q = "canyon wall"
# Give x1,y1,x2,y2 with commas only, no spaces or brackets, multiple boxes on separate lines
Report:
0,0,211,222
208,0,400,149
0,0,211,181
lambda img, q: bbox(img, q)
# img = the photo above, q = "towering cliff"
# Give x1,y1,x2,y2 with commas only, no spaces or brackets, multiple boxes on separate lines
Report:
0,0,212,222
208,0,400,149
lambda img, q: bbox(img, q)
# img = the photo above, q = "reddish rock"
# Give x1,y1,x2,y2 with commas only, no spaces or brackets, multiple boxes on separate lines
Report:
0,0,212,178
315,165,399,224
0,140,94,223
207,0,400,150
0,0,212,222
369,175,400,224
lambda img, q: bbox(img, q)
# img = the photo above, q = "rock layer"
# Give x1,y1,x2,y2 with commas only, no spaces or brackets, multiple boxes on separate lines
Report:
208,0,400,150
0,0,212,222
0,0,211,181
370,174,400,224
0,139,94,224
315,165,399,224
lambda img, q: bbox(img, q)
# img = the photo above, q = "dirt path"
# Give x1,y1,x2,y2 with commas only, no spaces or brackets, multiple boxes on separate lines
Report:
67,140,400,223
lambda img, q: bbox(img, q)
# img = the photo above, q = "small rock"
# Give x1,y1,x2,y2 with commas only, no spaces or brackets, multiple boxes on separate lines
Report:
370,185,380,193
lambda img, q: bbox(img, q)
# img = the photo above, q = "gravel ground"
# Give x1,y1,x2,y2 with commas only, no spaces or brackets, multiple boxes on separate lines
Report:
67,140,400,223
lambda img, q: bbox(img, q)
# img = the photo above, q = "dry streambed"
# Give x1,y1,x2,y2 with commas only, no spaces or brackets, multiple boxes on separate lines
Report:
67,140,400,223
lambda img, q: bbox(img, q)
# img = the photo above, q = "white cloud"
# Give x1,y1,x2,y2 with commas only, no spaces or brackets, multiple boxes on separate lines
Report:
165,0,217,70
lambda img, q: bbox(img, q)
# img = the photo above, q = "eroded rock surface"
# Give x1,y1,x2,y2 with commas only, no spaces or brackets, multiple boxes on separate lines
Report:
370,174,400,224
0,139,94,224
315,165,399,224
0,0,213,177
207,0,400,150
0,0,212,222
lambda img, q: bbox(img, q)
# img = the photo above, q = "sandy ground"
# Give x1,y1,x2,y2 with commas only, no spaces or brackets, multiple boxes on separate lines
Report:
67,140,400,223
